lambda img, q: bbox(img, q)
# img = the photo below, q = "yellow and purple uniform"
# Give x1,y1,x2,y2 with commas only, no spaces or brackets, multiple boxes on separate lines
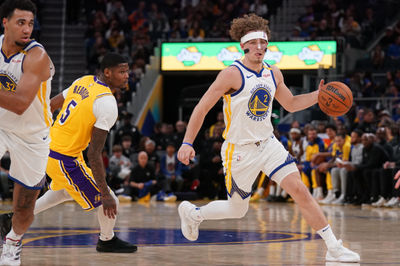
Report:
47,75,116,210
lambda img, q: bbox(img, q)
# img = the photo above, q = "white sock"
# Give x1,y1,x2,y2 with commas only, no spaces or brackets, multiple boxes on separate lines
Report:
269,185,275,196
317,224,338,249
196,193,249,220
34,189,72,215
276,185,282,196
98,191,118,241
6,228,23,242
256,187,264,196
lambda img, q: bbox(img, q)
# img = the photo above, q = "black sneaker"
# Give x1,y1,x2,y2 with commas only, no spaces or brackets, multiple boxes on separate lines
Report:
0,212,13,240
96,236,137,253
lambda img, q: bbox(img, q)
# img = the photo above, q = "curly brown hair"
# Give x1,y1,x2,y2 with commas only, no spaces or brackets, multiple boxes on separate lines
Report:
229,13,270,42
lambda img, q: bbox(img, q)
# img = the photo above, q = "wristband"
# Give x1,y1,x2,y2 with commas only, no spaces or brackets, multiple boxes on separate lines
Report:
182,142,193,147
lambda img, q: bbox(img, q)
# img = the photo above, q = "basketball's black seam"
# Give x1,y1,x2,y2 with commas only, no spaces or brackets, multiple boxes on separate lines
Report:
320,90,350,109
320,104,345,114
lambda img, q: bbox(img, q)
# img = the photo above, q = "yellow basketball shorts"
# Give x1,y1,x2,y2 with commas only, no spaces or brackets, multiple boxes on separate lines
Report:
47,150,101,211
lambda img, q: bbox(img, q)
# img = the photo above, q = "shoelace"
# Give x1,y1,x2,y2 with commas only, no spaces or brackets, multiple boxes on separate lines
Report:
2,241,22,259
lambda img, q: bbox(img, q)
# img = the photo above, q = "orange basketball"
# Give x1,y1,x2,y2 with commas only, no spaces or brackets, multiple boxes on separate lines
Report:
318,81,353,117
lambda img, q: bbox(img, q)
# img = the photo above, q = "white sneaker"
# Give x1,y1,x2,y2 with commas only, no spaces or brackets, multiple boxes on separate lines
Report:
332,194,345,205
326,239,360,262
178,201,202,241
371,196,386,207
117,195,132,202
0,239,22,266
320,191,336,204
384,197,399,207
164,193,177,202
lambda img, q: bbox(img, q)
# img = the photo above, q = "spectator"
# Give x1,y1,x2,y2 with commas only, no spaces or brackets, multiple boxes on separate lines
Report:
124,151,160,202
370,44,385,70
351,133,389,205
387,35,400,60
114,111,142,151
173,120,187,148
325,133,351,204
106,0,128,25
356,108,377,133
121,135,135,159
187,20,205,41
160,143,184,193
380,26,396,50
249,0,268,17
109,144,132,191
300,127,325,198
288,127,304,163
144,139,160,175
128,1,147,32
208,111,225,139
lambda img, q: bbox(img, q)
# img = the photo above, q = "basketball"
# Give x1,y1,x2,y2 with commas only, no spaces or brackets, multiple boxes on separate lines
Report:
318,81,353,117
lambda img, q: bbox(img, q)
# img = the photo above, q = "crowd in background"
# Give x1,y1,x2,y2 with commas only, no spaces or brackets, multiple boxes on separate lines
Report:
1,0,400,207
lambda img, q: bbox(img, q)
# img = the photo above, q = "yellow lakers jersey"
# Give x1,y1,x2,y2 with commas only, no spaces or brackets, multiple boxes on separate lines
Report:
50,75,113,157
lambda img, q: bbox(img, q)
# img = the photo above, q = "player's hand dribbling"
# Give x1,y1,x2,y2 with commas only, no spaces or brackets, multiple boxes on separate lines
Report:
101,193,117,219
178,144,195,165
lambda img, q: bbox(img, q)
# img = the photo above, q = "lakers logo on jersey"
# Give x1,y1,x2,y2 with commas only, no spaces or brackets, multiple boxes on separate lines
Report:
0,74,16,92
246,86,271,121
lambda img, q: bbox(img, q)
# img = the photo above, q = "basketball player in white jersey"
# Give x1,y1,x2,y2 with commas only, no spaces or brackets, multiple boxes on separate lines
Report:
0,0,53,265
177,14,360,263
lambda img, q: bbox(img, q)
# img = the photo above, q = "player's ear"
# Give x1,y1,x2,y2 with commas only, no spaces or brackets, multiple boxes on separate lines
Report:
103,68,111,78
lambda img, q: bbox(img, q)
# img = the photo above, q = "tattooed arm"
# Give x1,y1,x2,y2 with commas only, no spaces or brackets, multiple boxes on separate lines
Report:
87,127,116,219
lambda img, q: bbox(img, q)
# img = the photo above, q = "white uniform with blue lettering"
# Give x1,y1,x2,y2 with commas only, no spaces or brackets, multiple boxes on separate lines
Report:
0,35,54,188
221,60,297,198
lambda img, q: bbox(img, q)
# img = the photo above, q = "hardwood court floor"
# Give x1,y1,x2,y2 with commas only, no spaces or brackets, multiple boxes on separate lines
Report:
1,199,399,265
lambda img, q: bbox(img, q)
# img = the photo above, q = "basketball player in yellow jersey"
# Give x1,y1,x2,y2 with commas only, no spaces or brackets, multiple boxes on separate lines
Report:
42,53,136,253
177,14,360,263
0,1,54,265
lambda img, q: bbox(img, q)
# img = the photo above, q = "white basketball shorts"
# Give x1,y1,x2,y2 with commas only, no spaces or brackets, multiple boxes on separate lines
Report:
0,129,49,189
221,135,298,195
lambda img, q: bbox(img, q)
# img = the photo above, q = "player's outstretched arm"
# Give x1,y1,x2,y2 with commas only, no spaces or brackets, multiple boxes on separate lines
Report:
273,66,323,112
0,47,50,115
88,127,117,219
394,170,400,189
178,67,240,165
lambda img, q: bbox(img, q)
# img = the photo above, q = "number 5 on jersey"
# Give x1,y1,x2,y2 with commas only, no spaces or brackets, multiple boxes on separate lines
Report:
59,100,77,125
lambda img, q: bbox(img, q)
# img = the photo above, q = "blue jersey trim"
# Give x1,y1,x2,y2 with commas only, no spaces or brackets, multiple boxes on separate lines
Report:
8,174,43,190
25,43,42,52
235,60,263,77
1,49,20,63
267,63,278,89
226,177,252,199
94,76,109,87
269,154,296,179
231,65,244,97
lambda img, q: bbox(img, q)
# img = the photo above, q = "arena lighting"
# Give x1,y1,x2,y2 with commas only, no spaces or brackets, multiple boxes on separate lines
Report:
161,41,336,71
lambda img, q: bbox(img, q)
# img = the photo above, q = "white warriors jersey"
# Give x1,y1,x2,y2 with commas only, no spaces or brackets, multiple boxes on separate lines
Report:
222,60,277,145
0,35,54,139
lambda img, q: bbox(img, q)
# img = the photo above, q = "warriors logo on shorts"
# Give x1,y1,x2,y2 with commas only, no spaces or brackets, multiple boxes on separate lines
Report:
246,85,271,121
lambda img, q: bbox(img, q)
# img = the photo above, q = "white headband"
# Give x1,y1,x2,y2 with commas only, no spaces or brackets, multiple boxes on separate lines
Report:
240,31,268,44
